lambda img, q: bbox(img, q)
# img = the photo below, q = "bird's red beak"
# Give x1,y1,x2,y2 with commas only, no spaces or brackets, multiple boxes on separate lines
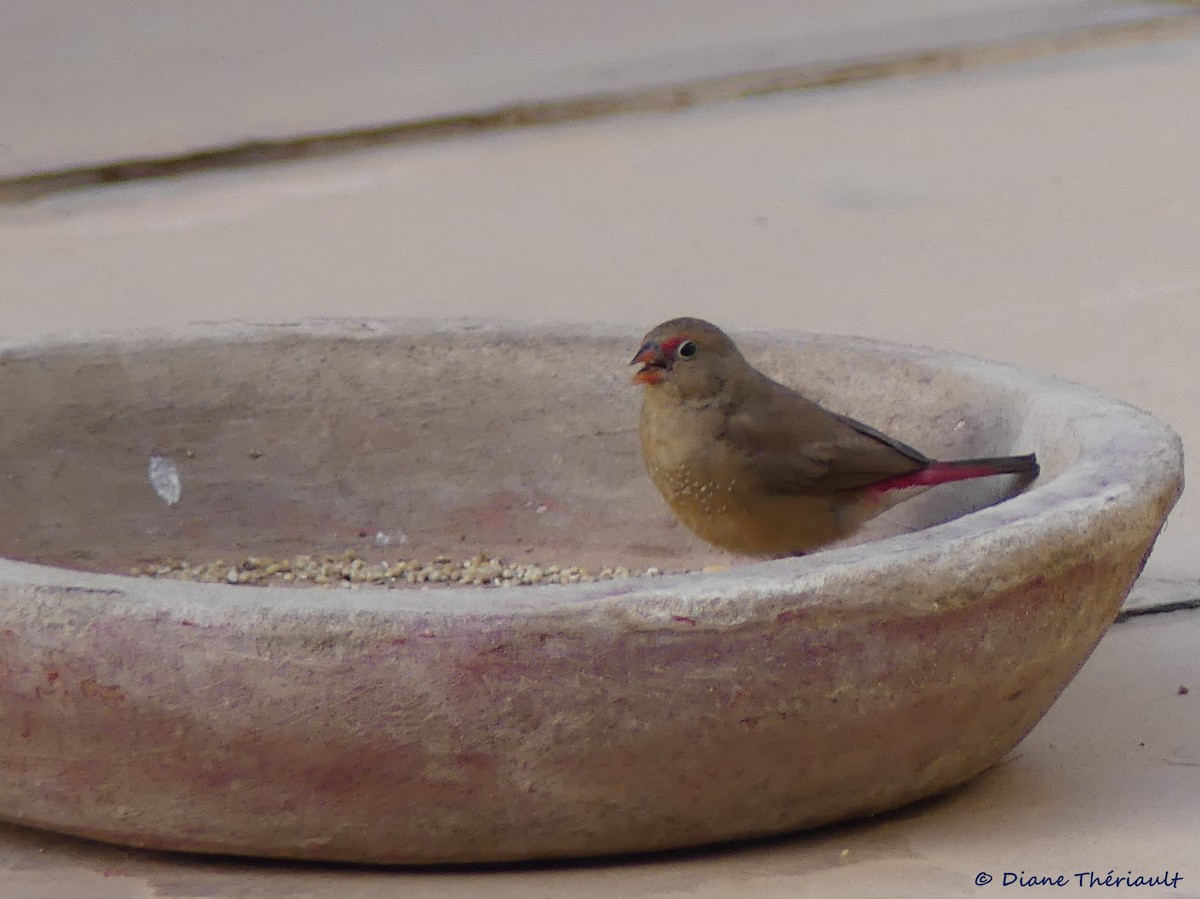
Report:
631,341,670,385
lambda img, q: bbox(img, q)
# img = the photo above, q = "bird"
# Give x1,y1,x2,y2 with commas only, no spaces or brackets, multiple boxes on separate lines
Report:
631,317,1039,557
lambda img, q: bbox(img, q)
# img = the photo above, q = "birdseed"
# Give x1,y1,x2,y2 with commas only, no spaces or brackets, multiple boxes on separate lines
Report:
129,550,660,589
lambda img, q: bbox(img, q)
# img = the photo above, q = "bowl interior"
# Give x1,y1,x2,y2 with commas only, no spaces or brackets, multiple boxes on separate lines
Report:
0,326,1050,577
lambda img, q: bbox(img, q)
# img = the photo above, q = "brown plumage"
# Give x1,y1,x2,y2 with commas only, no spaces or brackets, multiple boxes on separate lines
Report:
631,317,1039,557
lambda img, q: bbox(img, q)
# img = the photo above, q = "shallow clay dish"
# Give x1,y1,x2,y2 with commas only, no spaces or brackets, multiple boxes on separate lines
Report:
0,319,1183,863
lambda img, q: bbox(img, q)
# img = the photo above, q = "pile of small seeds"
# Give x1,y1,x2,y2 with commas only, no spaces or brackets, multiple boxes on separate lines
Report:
129,550,663,589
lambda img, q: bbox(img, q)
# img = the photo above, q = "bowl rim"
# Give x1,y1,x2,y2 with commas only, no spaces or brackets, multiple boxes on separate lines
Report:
0,316,1184,622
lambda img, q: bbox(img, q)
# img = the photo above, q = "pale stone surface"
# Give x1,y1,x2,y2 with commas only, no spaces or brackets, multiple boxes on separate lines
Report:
0,0,1183,177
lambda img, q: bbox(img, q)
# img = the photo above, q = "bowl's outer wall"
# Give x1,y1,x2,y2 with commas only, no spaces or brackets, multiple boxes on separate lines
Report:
0,534,1163,863
0,322,1184,863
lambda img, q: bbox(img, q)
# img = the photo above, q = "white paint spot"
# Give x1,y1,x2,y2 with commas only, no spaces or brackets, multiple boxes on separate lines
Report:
148,455,181,506
374,530,409,547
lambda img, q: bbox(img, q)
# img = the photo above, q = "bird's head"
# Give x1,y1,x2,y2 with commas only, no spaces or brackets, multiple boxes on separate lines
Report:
630,317,745,399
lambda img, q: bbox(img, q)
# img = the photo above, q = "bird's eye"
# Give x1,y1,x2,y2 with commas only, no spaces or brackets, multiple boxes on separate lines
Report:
676,339,698,360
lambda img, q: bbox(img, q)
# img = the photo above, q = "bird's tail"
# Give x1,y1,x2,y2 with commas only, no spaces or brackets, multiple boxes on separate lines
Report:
869,453,1039,493
935,453,1040,480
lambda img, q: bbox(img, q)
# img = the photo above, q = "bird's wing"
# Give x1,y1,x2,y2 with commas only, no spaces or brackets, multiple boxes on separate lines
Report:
828,412,931,467
724,381,930,494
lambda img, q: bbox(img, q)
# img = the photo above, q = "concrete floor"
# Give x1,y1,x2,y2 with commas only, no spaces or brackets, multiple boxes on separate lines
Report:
2,0,1187,176
1,1,1198,895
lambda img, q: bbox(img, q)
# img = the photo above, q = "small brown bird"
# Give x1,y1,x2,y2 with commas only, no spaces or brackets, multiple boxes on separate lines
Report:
632,317,1039,557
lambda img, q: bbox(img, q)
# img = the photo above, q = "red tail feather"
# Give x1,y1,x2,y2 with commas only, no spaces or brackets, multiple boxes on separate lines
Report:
868,454,1039,495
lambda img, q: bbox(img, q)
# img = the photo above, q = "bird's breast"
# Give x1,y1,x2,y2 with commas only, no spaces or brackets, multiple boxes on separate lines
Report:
639,398,740,497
